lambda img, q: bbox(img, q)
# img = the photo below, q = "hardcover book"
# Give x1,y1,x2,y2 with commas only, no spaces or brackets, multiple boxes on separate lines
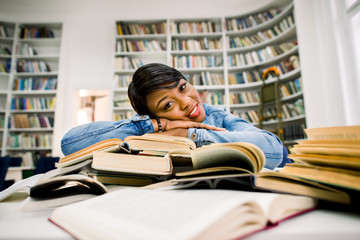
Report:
49,188,316,240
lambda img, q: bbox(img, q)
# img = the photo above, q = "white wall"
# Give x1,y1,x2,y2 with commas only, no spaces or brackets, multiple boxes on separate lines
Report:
1,0,357,156
294,0,360,128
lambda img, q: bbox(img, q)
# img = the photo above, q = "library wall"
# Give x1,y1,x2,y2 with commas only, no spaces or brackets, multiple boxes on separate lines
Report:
1,0,284,157
2,0,356,156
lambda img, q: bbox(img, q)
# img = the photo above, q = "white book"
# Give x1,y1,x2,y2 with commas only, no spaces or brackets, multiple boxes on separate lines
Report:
49,188,316,240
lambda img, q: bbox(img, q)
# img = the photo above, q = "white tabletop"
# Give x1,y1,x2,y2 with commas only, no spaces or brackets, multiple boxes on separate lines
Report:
0,192,360,240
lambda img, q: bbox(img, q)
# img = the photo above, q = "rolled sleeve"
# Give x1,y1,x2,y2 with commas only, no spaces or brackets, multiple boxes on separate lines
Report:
61,115,154,156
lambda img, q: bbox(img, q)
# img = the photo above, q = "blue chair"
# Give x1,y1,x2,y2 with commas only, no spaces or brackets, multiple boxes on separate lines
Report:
35,156,60,174
0,156,11,191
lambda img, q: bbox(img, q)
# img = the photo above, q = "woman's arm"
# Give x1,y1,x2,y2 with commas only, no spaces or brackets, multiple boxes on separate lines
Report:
61,115,224,156
61,116,153,156
188,109,284,169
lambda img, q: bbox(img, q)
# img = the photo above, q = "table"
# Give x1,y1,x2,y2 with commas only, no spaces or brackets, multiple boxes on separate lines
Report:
0,193,360,240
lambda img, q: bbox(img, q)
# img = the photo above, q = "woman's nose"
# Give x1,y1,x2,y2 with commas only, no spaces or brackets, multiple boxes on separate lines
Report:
179,96,191,110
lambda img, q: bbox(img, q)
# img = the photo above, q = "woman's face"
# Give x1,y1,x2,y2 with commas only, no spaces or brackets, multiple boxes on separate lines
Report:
146,79,206,122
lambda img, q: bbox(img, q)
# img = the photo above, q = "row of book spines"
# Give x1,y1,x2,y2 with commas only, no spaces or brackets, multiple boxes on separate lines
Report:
17,43,38,56
7,133,52,148
172,55,223,69
282,99,304,118
117,22,166,35
17,60,51,73
0,45,11,55
185,72,225,86
0,59,11,73
228,70,261,84
116,39,166,53
8,114,54,128
20,27,55,39
228,15,294,48
114,75,132,88
113,111,135,121
283,124,306,140
258,101,304,121
11,97,56,110
172,37,222,51
113,96,131,107
227,41,297,67
13,78,57,91
0,115,4,128
0,25,10,37
114,57,144,70
199,91,224,105
114,72,225,88
170,21,218,34
226,8,281,31
229,78,302,105
280,78,302,97
229,91,260,104
228,57,299,85
232,101,305,123
9,152,34,168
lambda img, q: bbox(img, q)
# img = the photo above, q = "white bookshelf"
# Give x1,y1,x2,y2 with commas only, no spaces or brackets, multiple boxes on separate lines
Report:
111,0,305,144
0,21,62,167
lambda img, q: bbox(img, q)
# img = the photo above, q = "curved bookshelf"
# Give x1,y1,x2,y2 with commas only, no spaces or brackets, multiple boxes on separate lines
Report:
111,0,305,144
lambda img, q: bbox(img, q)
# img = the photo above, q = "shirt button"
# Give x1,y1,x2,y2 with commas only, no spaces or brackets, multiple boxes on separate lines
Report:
191,133,197,140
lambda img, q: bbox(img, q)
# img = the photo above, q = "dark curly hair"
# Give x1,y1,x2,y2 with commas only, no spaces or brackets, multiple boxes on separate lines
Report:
128,63,185,117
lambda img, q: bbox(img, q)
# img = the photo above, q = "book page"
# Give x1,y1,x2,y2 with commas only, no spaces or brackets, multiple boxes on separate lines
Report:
0,174,43,201
305,126,360,140
50,188,289,240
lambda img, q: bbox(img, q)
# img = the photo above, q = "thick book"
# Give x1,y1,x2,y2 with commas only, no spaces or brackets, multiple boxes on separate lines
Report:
0,160,111,211
57,134,196,168
49,188,316,240
0,159,94,201
282,125,360,204
91,141,264,177
282,126,360,194
92,140,350,204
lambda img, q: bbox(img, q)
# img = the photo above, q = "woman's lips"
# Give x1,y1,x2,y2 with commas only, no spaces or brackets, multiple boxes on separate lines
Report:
188,103,201,118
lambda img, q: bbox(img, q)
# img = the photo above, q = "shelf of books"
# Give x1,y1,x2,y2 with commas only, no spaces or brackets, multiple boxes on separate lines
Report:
225,1,305,147
170,17,226,108
0,21,62,168
112,19,168,120
0,21,16,155
111,0,305,146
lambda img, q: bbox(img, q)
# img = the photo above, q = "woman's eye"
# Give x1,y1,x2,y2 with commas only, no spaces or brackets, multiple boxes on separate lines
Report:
180,83,187,92
164,102,173,110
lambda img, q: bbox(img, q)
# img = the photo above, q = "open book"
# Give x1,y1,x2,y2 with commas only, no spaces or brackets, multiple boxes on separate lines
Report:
0,159,111,211
157,142,351,204
0,159,94,201
57,134,196,168
49,188,316,240
70,135,352,204
90,141,264,177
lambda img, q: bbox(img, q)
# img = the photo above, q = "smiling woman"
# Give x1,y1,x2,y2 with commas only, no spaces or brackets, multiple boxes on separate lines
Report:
61,63,284,169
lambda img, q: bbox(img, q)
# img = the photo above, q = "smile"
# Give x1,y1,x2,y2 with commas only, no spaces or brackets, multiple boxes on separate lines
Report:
188,104,200,118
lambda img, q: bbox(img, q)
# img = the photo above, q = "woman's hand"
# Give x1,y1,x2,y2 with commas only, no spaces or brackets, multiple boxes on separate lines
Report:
163,119,225,131
151,118,225,134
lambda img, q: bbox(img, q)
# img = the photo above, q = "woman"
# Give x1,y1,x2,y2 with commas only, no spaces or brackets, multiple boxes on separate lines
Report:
61,63,284,169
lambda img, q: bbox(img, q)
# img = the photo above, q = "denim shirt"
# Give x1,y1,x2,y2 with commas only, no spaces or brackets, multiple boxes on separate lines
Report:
61,104,283,169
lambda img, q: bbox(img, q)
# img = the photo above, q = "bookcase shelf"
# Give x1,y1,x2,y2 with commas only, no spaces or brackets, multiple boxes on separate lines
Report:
111,0,305,144
0,21,62,167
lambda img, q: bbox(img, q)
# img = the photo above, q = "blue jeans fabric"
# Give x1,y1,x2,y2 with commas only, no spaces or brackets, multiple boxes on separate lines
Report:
61,104,283,169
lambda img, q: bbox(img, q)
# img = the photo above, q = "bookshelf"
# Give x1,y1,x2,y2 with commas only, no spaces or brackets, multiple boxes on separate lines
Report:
111,0,305,145
0,21,62,168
